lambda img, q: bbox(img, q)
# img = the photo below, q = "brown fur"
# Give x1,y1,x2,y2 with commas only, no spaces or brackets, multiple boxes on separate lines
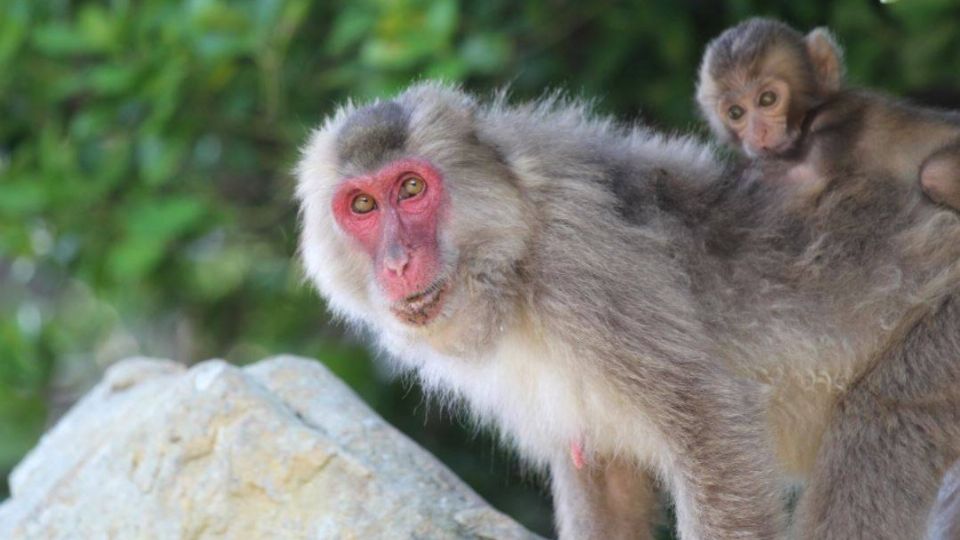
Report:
699,18,960,213
696,18,834,154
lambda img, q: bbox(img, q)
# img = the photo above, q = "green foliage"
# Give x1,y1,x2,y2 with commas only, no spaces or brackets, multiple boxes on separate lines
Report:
3,0,960,535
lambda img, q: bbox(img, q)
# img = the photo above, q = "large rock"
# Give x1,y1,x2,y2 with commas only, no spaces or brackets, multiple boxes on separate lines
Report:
0,356,541,540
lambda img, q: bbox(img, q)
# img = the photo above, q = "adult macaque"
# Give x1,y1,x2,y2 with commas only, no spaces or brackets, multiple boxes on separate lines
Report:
296,82,960,539
697,17,960,210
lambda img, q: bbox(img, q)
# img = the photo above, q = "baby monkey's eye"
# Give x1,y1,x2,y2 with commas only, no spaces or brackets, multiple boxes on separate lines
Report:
758,91,778,107
351,193,377,214
399,174,425,200
727,105,745,121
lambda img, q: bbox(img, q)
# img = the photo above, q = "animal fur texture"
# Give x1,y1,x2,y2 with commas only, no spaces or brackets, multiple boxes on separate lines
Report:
295,82,960,539
697,17,960,213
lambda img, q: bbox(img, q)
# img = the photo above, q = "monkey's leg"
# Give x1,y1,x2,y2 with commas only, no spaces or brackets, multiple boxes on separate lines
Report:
550,453,659,540
664,380,787,540
920,142,960,210
795,297,960,540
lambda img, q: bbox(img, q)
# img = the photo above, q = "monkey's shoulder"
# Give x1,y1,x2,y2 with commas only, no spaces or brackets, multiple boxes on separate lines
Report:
817,88,960,133
804,89,876,137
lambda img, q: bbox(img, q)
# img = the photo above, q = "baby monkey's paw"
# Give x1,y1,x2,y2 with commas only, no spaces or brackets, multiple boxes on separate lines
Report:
920,146,960,211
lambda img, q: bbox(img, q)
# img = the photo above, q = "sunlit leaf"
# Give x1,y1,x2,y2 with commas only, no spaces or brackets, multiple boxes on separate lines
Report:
0,180,46,215
31,23,94,56
88,64,140,96
77,4,119,53
137,134,187,186
107,197,207,280
459,34,511,74
125,197,207,240
328,5,376,55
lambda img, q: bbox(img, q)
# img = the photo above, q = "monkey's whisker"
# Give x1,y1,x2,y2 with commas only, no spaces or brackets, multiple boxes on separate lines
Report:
401,280,446,304
389,279,450,325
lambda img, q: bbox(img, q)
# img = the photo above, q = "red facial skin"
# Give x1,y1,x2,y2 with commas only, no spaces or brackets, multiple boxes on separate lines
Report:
332,158,448,325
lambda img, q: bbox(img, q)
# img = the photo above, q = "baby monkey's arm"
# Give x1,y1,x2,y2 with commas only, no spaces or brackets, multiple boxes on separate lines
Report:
921,142,960,209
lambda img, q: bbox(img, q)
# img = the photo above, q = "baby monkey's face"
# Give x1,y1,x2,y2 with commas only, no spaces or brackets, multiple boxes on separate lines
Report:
698,20,844,161
719,77,796,158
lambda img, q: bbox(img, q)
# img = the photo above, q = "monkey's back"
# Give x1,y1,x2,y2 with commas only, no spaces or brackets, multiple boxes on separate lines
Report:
502,106,960,474
480,94,960,459
802,89,960,190
480,94,960,372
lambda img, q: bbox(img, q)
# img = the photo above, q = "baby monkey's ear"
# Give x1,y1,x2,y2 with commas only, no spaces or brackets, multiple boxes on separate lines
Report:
805,27,844,93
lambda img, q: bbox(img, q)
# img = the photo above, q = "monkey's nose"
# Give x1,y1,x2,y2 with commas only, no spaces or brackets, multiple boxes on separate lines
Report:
749,122,769,148
384,244,410,277
755,130,769,147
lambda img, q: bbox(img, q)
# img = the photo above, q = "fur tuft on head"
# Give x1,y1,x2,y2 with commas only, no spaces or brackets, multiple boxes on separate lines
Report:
295,82,534,355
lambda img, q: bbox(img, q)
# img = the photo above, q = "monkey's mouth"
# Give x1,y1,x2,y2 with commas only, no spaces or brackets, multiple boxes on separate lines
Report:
765,131,802,155
390,280,448,326
767,140,797,154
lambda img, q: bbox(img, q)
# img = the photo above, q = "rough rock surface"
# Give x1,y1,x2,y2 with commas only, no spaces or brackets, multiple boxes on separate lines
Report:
0,356,541,540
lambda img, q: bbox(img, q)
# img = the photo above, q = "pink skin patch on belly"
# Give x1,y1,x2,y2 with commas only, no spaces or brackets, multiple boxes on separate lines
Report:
570,439,586,470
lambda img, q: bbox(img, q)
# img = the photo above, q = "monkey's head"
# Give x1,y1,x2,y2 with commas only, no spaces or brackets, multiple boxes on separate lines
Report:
296,83,531,355
696,18,844,158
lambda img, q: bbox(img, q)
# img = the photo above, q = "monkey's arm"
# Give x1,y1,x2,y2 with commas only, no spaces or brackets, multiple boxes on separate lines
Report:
862,97,960,209
801,91,960,211
550,453,659,540
650,372,786,540
794,296,960,540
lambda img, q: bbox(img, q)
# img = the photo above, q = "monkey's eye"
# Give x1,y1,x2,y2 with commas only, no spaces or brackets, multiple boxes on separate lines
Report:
727,105,745,121
398,175,425,200
758,91,778,107
351,193,377,214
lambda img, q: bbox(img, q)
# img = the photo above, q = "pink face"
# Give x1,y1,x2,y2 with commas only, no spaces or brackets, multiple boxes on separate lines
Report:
332,158,449,326
720,78,795,157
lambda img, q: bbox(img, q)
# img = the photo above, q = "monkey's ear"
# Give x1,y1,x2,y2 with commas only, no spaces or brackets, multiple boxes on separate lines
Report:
805,27,844,93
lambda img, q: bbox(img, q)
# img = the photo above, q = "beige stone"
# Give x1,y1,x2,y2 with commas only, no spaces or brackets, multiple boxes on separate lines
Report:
0,356,541,540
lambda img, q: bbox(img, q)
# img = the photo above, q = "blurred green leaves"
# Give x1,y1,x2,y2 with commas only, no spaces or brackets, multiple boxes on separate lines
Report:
108,197,208,281
0,0,328,495
361,0,458,69
3,0,960,536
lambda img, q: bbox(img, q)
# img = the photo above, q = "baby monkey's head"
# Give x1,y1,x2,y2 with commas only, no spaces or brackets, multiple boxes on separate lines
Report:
697,18,844,158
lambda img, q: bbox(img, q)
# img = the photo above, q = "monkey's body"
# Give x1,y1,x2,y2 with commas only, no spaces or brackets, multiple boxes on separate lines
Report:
297,83,960,539
698,18,960,213
775,88,960,210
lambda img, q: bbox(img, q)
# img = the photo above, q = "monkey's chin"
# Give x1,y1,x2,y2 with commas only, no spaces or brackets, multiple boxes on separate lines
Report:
389,280,449,327
749,137,799,158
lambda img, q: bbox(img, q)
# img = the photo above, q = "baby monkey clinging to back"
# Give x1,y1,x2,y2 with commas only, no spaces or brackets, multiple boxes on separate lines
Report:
697,17,960,209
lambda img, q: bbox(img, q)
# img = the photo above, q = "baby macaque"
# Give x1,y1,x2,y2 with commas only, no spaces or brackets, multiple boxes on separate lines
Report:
697,17,960,210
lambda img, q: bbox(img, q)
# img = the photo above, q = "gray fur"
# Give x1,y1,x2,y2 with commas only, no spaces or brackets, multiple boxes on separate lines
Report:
335,100,409,171
698,18,960,214
295,82,960,539
701,18,812,84
795,295,960,539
